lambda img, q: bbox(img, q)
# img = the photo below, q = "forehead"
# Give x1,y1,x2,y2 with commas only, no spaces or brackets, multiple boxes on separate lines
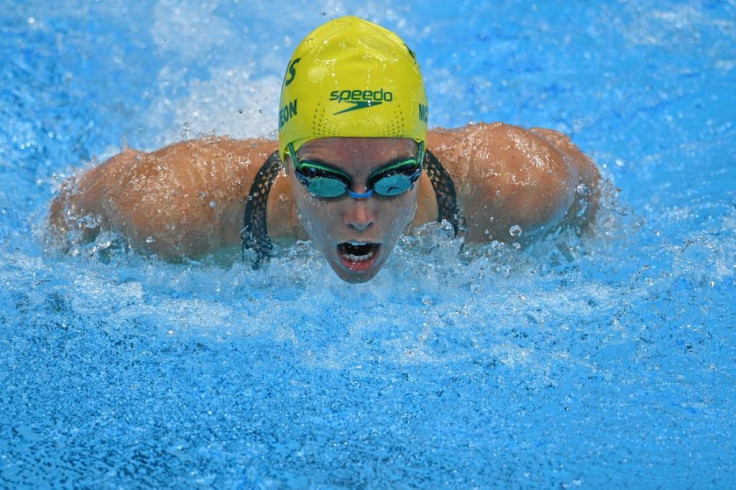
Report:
297,137,417,162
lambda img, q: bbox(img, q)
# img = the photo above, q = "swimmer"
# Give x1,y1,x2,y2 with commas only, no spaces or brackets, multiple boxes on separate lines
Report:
49,16,600,283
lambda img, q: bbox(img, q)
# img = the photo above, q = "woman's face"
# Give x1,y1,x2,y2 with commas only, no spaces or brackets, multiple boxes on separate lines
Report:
287,137,420,283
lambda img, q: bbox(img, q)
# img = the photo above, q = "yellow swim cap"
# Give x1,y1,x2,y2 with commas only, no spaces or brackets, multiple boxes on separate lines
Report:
278,16,428,161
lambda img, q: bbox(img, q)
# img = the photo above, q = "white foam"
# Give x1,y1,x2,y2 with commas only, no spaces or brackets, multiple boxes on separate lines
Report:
147,67,280,144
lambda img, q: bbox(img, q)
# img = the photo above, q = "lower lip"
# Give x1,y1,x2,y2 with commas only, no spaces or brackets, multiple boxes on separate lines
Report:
337,245,381,272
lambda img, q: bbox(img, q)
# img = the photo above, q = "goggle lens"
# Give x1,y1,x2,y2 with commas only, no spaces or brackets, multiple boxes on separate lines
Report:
305,175,350,198
369,162,421,196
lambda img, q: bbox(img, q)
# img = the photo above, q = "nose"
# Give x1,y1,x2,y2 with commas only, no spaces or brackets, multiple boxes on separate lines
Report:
343,198,375,231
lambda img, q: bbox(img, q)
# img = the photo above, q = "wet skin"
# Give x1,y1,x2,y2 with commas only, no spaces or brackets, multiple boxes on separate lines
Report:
286,137,419,283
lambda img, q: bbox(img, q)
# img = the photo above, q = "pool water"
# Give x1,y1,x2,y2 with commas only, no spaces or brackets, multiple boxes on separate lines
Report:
1,0,735,487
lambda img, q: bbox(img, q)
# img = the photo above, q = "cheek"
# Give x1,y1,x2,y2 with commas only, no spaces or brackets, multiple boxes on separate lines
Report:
296,197,323,232
289,175,317,226
389,191,418,230
294,192,337,239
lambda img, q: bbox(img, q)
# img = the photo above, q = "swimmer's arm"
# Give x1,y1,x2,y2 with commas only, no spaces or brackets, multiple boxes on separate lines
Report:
425,123,600,243
527,126,600,231
49,149,139,245
48,137,283,259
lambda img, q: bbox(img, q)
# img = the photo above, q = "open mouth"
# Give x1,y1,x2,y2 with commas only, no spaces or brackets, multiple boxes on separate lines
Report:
337,241,381,271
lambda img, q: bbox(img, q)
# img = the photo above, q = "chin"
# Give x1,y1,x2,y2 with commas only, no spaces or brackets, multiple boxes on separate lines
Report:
334,268,381,284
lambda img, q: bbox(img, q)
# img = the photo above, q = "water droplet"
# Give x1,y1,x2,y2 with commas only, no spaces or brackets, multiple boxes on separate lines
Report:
509,225,523,237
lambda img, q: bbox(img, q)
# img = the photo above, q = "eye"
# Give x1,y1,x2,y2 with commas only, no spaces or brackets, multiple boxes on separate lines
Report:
308,177,349,198
373,174,411,196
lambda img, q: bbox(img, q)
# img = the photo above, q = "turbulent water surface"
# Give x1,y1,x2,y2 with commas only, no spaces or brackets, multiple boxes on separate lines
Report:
1,0,734,487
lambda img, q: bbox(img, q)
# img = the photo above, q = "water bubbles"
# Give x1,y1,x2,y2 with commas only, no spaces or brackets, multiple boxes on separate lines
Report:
509,225,523,237
78,215,99,229
209,201,217,208
146,236,155,244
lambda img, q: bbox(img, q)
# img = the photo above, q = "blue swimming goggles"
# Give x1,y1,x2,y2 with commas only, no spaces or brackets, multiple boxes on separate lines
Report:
288,142,424,199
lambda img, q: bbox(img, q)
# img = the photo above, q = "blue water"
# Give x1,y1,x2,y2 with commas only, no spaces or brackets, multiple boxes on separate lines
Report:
2,0,735,487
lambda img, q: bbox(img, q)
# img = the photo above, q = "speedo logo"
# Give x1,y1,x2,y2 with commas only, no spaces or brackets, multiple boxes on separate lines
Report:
330,89,393,115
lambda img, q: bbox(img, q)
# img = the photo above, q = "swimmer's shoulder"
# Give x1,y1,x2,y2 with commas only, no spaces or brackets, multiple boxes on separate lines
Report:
49,136,283,259
84,136,279,185
425,122,516,183
426,122,593,179
102,136,280,197
145,136,279,173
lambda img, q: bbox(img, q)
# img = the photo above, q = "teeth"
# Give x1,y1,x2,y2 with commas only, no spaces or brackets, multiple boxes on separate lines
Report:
341,242,375,262
343,250,374,262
